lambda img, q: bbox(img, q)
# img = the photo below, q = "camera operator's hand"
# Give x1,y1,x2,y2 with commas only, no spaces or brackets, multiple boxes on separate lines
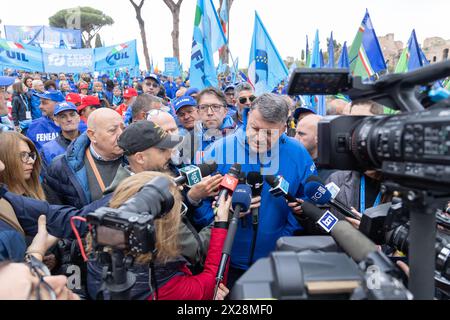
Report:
288,199,304,216
26,215,59,262
396,261,410,278
215,194,232,223
188,174,223,203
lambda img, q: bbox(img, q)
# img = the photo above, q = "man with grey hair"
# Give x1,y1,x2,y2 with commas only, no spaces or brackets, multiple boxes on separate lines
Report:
233,82,256,126
130,94,164,122
196,93,317,289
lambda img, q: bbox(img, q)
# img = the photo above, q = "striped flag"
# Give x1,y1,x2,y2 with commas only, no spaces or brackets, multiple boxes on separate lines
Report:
395,29,428,73
349,10,386,79
0,41,25,50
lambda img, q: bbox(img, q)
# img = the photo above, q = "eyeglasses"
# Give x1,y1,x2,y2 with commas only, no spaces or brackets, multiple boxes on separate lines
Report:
20,151,37,163
239,96,256,104
25,254,57,300
198,104,224,113
145,82,159,88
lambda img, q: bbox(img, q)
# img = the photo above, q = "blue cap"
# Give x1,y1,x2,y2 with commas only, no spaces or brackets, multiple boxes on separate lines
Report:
173,96,197,113
54,102,77,116
184,88,199,97
35,90,65,102
144,73,160,85
294,107,316,120
224,84,235,92
0,76,15,87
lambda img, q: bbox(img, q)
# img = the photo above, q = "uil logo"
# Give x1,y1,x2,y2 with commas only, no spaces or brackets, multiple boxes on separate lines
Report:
48,53,66,67
106,44,129,66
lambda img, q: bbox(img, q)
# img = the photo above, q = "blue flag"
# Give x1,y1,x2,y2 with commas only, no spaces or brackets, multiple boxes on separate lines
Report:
94,40,139,71
327,32,335,68
220,0,229,24
189,0,227,89
248,11,288,95
338,41,350,68
308,30,326,115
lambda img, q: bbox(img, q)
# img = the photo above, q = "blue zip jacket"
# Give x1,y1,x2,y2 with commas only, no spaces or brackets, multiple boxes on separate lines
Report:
26,116,86,152
194,114,317,270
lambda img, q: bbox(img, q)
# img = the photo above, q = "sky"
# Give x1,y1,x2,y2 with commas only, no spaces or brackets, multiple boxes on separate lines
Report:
1,0,449,70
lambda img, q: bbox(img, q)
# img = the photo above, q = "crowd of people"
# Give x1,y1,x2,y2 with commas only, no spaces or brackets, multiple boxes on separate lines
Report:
0,67,447,301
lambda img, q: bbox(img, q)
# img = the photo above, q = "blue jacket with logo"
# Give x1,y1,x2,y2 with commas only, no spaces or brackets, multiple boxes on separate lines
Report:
26,117,86,152
0,219,26,262
194,113,317,270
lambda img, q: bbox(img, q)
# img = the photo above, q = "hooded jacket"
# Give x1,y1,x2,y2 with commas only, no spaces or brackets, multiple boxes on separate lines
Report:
194,110,318,270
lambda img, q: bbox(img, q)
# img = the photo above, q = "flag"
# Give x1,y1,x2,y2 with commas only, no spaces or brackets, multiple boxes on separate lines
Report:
349,10,386,79
248,12,288,95
230,56,239,83
337,41,349,68
189,0,227,89
309,30,321,68
220,0,229,24
328,32,335,68
395,29,429,73
305,35,311,67
305,30,326,115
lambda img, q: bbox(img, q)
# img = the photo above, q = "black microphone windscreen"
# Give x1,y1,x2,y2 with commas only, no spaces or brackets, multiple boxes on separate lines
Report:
265,175,277,187
247,172,263,186
198,162,218,177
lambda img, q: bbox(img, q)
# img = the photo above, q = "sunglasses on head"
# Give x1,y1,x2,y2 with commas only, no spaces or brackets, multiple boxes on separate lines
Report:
239,96,256,104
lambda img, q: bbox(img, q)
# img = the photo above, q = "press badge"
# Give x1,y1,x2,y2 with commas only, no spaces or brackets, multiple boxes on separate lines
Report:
26,111,32,120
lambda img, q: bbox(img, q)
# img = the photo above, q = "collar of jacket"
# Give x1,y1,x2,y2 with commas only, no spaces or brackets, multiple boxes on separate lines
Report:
103,164,134,195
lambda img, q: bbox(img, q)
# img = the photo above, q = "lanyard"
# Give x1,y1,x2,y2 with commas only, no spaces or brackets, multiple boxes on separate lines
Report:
360,175,382,214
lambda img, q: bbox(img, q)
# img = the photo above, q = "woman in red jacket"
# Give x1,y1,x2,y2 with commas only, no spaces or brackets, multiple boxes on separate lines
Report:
104,171,230,300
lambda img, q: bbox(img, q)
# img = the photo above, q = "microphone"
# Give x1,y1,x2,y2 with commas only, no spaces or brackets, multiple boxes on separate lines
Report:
247,172,263,226
301,201,379,262
265,175,298,203
214,164,241,209
304,176,360,220
173,162,218,187
214,184,252,299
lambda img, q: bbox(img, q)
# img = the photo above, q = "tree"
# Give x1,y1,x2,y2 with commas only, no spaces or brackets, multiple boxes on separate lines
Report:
130,0,151,71
218,0,235,64
162,0,184,62
49,7,114,48
95,34,103,48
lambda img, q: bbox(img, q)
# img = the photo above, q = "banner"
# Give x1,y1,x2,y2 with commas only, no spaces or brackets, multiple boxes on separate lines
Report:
42,48,94,73
94,40,138,71
0,38,138,72
164,57,181,77
4,25,82,49
0,39,44,72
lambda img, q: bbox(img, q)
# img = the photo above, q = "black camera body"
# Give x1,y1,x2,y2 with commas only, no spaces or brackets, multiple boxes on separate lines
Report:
317,105,450,190
87,207,156,255
86,176,175,255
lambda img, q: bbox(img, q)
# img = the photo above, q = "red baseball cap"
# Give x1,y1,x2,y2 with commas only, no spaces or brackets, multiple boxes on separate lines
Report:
66,93,81,105
123,88,138,99
79,83,89,90
77,95,101,113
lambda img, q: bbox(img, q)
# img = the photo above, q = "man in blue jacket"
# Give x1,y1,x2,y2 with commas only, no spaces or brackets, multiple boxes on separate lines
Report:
194,87,237,163
40,102,83,172
194,93,317,288
26,90,86,151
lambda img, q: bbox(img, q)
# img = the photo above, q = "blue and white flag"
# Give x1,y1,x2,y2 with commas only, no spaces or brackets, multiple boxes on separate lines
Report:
94,40,139,71
248,11,288,95
189,0,227,89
